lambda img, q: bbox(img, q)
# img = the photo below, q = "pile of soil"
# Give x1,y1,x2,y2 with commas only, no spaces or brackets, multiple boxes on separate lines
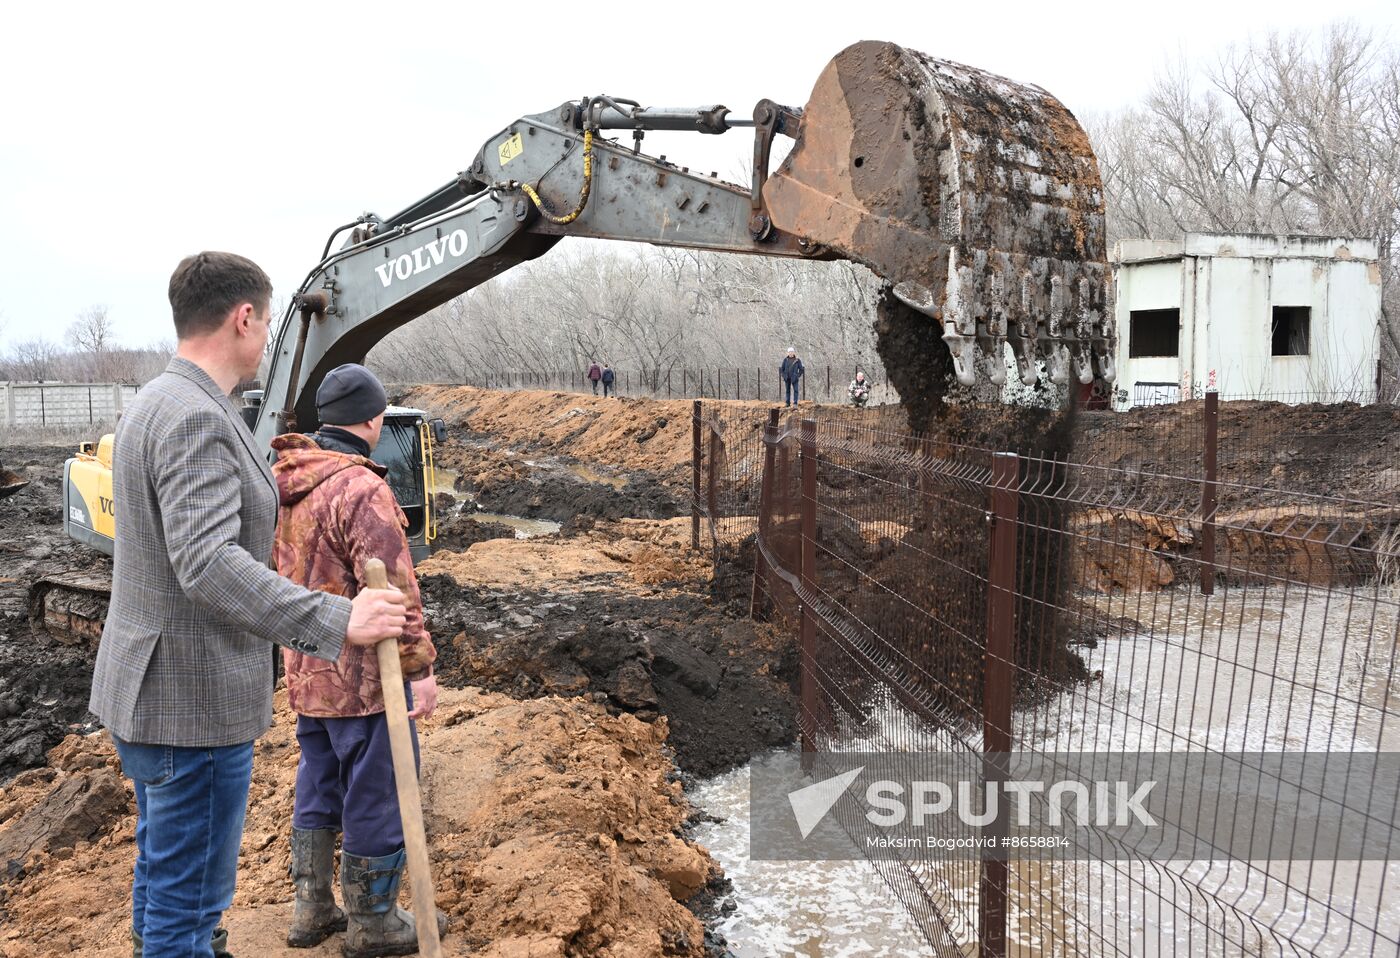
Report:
419,519,798,778
0,688,721,957
0,446,106,782
435,440,683,523
402,386,776,484
1077,399,1400,505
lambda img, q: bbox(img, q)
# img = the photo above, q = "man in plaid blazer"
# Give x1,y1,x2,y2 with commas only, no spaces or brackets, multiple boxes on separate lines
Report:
89,251,409,958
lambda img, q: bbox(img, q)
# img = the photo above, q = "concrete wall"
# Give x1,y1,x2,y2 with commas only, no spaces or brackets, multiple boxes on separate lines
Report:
1113,233,1382,403
0,382,140,428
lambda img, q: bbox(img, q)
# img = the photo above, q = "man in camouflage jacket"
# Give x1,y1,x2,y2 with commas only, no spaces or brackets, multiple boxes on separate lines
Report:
270,363,444,956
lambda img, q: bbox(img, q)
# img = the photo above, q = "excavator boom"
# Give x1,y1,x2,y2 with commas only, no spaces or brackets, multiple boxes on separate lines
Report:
43,39,1113,646
253,39,1110,447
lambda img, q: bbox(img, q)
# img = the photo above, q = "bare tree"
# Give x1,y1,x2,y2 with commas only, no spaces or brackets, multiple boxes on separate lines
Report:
1090,22,1400,371
66,305,117,380
5,338,63,381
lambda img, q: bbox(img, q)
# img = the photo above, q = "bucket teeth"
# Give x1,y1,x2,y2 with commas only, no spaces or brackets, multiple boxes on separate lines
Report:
765,40,1113,391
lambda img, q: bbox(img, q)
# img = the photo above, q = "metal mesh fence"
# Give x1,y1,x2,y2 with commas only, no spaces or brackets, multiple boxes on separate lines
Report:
691,396,1400,956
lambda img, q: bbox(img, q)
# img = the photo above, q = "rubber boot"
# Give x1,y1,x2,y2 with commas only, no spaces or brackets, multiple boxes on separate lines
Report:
340,848,447,958
132,926,232,956
287,827,347,947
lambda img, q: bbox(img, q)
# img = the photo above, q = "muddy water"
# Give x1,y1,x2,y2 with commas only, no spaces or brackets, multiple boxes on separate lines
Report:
689,756,928,957
431,469,561,538
692,583,1400,956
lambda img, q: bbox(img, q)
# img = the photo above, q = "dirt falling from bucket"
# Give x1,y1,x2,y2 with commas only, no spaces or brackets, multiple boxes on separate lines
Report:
871,287,1089,715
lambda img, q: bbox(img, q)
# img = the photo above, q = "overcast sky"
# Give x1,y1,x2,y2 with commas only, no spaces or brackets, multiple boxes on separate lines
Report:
1,0,1396,350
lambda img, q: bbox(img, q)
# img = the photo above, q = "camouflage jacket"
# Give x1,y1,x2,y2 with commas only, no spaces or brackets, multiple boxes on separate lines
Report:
271,433,435,717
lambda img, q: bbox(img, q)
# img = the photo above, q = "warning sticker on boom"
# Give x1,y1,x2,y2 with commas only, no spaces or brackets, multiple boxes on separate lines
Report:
498,133,524,166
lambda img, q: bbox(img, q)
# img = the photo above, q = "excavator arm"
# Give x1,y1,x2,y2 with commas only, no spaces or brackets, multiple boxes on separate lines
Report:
253,38,1114,450
39,39,1115,645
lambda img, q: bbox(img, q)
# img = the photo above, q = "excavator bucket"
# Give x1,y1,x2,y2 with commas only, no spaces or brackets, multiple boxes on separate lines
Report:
764,40,1114,387
0,463,29,499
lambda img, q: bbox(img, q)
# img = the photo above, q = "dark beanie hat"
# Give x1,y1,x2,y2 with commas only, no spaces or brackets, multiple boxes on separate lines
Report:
316,363,388,425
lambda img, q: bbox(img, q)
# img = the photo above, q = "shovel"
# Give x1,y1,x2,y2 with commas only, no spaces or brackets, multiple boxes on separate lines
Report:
0,464,28,500
364,558,443,958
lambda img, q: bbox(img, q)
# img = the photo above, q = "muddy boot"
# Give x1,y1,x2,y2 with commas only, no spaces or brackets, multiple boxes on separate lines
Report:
287,828,347,947
340,849,446,958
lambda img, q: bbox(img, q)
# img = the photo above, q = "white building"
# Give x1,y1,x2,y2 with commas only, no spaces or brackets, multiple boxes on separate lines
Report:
1112,233,1382,405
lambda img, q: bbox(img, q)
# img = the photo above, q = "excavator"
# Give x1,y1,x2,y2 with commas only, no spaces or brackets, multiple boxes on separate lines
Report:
29,39,1114,645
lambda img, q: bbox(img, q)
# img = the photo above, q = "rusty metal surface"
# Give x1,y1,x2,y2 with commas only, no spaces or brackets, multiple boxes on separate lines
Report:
765,40,1114,388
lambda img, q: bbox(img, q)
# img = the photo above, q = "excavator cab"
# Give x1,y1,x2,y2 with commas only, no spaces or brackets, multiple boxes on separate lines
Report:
371,405,445,563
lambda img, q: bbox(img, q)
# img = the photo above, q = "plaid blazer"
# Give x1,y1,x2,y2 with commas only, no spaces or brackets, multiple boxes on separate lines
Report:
90,357,352,746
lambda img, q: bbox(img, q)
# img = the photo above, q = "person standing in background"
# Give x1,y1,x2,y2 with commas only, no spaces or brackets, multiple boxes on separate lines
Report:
587,360,602,394
601,364,615,398
779,348,805,407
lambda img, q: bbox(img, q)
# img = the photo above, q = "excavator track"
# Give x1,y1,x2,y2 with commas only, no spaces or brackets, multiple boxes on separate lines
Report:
28,573,111,649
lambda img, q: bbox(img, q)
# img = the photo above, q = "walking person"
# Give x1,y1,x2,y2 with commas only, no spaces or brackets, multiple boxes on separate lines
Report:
601,363,615,398
779,348,805,407
270,364,447,956
89,252,408,958
586,360,602,395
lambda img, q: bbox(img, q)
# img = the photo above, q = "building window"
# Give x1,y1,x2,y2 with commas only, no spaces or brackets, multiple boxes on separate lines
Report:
1128,308,1180,358
1271,306,1311,356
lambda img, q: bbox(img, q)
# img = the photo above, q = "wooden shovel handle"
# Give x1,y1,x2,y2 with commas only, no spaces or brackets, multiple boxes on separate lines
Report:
364,558,442,957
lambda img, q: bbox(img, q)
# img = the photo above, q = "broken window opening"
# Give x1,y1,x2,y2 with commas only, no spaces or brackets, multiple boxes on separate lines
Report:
1271,306,1311,356
1129,308,1180,358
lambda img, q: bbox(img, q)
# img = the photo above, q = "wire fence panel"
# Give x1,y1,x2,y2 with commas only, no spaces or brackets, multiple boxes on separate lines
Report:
692,397,1400,956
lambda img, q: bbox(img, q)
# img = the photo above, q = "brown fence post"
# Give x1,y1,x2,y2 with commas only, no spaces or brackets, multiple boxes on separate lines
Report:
1201,391,1219,595
691,400,702,550
825,365,830,401
799,417,818,771
751,408,781,619
980,451,1018,958
707,425,722,559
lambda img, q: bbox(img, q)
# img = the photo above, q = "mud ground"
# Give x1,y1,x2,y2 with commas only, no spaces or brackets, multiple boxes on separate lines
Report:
0,445,106,782
5,385,1399,957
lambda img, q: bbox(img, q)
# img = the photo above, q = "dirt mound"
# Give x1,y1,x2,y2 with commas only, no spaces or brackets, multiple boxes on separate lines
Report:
432,508,517,552
418,518,711,593
419,520,797,778
0,688,718,957
402,386,775,482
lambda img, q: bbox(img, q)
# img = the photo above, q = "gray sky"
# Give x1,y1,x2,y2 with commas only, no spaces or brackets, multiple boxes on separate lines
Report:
1,0,1395,350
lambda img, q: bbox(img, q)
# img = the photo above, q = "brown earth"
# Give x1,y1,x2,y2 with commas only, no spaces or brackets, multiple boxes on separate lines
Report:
400,386,779,484
0,688,718,958
7,385,1400,956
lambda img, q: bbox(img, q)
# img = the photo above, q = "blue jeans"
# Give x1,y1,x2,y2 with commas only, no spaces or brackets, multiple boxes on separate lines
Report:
113,736,254,958
785,380,800,405
293,697,420,858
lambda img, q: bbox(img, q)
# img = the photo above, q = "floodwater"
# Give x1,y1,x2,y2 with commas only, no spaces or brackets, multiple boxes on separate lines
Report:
688,757,929,957
692,583,1400,956
430,469,560,538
